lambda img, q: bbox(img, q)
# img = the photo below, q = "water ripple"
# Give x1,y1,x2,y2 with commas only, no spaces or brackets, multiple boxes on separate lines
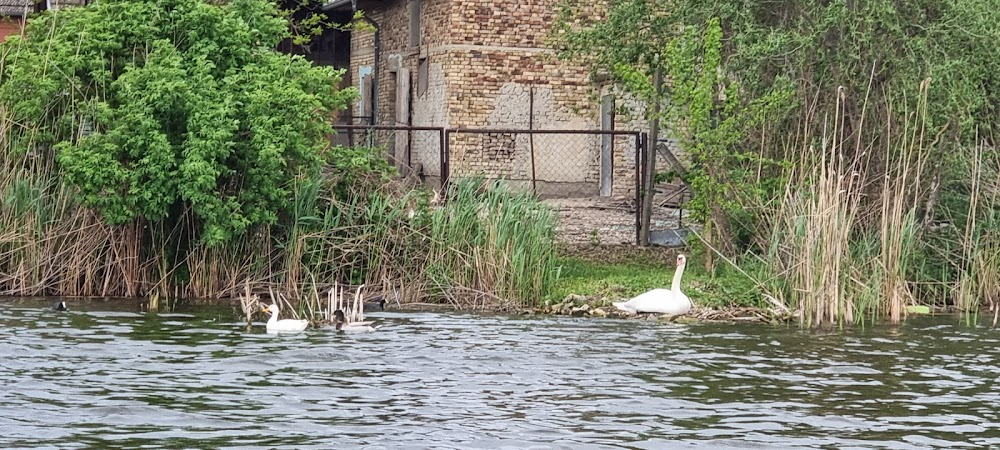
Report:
2,301,999,448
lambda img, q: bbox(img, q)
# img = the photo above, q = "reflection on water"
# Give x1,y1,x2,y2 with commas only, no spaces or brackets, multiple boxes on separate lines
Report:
2,298,999,449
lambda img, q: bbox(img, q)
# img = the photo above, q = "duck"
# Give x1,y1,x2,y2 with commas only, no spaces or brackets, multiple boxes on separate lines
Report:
613,254,692,315
363,297,387,312
333,309,378,333
262,303,309,333
52,301,69,311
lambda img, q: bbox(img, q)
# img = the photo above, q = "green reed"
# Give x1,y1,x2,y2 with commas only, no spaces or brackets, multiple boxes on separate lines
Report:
426,178,558,308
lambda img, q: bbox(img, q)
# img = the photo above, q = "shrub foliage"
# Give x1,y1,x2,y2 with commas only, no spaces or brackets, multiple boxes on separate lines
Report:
0,0,355,245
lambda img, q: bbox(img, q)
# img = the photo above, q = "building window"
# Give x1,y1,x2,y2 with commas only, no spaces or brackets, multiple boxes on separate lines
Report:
358,66,373,122
409,0,421,47
417,57,428,96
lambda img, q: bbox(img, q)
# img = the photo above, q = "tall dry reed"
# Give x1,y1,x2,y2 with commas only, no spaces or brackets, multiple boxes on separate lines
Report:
758,80,934,326
874,80,933,323
955,140,1000,314
0,107,153,297
768,110,867,327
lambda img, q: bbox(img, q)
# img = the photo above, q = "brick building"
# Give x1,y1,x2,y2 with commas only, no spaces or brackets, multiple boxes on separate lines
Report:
322,0,643,197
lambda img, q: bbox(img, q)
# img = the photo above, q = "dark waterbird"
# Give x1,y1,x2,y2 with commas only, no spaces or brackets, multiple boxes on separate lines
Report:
364,297,387,312
52,301,69,311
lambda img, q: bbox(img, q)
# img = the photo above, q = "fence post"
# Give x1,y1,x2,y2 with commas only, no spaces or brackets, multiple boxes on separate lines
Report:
640,68,663,247
635,132,646,246
441,129,451,200
529,86,537,194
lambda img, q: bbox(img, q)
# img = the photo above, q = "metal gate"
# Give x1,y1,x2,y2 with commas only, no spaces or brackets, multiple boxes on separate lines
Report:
334,124,652,244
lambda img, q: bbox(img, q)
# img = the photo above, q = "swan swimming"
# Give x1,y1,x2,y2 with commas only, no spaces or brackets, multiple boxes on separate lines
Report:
613,254,691,315
262,303,309,333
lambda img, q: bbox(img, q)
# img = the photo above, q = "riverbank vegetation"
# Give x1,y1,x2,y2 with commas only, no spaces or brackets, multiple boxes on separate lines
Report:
555,0,1000,326
0,0,556,313
547,245,757,309
6,0,1000,329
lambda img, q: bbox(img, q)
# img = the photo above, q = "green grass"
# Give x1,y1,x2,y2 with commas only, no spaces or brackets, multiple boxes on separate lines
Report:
426,178,558,307
545,257,674,304
546,250,764,309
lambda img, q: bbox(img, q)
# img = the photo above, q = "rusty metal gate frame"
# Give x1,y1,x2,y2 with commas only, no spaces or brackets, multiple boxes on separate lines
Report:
446,128,647,245
334,124,648,245
333,124,448,187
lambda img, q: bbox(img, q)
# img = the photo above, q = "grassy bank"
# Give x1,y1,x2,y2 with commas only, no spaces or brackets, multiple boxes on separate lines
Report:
0,0,561,312
546,245,761,312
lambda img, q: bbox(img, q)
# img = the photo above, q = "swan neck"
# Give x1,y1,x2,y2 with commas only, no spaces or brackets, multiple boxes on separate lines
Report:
267,313,278,326
671,263,685,292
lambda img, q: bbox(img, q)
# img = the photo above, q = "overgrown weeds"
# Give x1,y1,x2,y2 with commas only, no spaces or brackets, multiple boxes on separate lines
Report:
0,1,559,310
954,141,1000,316
747,80,1000,327
426,179,558,309
0,141,560,309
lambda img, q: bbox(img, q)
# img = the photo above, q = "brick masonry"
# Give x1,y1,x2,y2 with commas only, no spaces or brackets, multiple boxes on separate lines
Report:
349,0,648,197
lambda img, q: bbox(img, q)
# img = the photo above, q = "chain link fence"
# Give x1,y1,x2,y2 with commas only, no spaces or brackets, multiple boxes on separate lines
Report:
333,124,660,244
333,125,447,190
445,129,643,199
444,128,647,245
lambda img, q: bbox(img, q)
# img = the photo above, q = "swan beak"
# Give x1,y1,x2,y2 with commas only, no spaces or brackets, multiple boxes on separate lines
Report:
261,306,270,313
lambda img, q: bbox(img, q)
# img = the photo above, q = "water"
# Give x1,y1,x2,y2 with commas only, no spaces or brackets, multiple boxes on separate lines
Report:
2,299,999,449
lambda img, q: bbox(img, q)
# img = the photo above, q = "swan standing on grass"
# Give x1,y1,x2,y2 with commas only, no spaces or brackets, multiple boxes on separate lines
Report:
613,254,691,315
262,303,309,333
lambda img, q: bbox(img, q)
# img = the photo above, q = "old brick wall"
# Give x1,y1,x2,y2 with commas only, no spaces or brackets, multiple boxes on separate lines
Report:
348,0,452,179
349,0,654,196
442,0,602,191
348,10,377,124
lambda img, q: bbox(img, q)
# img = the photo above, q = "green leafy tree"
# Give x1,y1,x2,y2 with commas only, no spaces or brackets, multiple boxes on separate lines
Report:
556,0,1000,258
555,3,792,260
660,18,792,257
0,0,356,245
279,0,332,47
277,0,369,49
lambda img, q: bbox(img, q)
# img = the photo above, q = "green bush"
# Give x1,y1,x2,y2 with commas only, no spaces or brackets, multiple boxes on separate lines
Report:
0,0,356,245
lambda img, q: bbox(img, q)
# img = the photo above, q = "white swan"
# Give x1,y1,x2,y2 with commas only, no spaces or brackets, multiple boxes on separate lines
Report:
613,254,691,315
333,309,378,333
262,303,309,333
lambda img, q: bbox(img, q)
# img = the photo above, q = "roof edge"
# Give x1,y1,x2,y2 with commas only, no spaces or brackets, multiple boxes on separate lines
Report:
321,0,354,12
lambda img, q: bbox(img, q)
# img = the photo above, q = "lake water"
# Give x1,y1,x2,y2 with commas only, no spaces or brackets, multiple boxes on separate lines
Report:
2,298,999,449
